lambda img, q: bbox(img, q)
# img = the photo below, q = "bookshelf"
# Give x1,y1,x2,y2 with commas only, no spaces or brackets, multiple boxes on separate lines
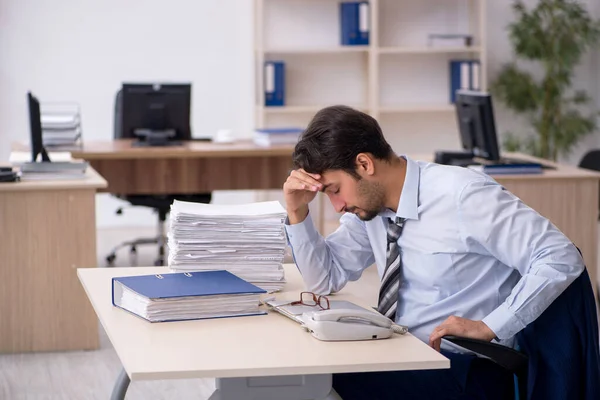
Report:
254,0,487,232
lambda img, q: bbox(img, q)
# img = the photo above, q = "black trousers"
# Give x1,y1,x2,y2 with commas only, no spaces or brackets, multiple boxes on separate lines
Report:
332,350,515,400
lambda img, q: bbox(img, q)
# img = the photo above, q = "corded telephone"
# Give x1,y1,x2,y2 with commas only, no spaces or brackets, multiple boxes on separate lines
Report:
301,308,408,341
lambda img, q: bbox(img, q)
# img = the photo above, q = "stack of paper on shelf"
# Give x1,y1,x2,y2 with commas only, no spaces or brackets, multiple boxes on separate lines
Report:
253,127,303,146
427,33,473,48
168,200,288,292
112,270,267,323
40,103,83,148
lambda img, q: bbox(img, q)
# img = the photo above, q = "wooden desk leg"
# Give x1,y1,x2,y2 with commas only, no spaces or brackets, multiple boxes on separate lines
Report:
110,368,130,400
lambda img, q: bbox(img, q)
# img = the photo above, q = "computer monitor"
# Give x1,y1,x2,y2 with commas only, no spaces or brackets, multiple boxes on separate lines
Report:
27,91,51,163
119,83,192,146
455,90,500,162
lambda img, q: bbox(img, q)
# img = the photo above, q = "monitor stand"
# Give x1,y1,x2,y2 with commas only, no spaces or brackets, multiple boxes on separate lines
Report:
434,150,478,166
21,145,88,173
132,129,181,147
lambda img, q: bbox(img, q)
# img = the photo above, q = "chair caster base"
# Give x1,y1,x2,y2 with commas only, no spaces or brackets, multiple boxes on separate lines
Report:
106,254,116,266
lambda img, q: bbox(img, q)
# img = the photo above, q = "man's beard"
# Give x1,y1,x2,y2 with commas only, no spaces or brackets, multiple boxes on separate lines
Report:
348,179,386,221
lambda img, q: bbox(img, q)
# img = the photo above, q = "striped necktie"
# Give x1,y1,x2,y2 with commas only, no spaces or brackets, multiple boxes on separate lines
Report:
377,217,406,321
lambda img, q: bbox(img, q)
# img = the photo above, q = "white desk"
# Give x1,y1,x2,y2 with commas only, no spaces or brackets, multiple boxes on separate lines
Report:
77,264,449,400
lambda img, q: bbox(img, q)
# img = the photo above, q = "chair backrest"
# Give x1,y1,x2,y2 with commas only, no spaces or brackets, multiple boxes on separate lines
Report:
579,150,600,171
515,267,600,400
114,89,124,139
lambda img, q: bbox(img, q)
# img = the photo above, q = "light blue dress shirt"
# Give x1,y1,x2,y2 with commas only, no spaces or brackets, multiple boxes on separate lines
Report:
285,156,585,351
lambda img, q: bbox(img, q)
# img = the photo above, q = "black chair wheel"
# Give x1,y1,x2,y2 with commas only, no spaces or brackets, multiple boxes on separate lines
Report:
106,254,116,265
130,246,137,254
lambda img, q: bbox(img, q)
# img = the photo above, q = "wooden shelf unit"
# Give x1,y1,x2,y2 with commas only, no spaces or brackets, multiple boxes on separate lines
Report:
254,0,486,127
254,0,487,231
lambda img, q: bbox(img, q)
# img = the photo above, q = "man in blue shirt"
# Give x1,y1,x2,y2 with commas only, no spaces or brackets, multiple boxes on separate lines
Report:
283,105,585,399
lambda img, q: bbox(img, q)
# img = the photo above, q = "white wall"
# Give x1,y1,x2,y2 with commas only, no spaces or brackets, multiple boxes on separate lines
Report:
1,0,599,228
0,0,256,228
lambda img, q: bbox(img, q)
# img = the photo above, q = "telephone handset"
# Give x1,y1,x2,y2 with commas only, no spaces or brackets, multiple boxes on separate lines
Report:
301,308,408,341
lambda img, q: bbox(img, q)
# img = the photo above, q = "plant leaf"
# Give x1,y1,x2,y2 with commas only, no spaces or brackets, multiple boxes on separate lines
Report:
490,63,540,113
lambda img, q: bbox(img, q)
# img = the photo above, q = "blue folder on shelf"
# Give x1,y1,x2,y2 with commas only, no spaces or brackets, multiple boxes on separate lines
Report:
340,1,369,45
449,59,480,103
264,61,285,107
112,270,267,323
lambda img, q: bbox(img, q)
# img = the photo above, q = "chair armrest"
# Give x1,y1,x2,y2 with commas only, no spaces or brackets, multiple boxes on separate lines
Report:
443,335,528,374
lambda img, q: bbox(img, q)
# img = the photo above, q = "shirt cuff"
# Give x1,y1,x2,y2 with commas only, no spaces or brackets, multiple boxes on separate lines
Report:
481,302,526,340
284,212,321,245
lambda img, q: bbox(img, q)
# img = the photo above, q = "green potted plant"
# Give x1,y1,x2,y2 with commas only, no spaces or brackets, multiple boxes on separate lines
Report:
491,0,600,161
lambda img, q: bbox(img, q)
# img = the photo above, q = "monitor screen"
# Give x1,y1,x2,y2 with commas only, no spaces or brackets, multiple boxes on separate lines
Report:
119,83,192,141
454,90,500,161
27,91,50,162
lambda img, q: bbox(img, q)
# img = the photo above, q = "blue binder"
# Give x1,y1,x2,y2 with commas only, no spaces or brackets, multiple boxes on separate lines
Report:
449,59,480,103
112,270,267,322
264,61,285,107
340,2,369,46
255,127,304,135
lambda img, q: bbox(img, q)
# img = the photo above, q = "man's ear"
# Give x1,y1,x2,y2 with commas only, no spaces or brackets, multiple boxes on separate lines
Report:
355,153,375,177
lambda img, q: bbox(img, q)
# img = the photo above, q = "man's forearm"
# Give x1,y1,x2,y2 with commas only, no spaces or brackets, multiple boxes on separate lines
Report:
285,213,350,295
285,213,374,295
287,205,309,225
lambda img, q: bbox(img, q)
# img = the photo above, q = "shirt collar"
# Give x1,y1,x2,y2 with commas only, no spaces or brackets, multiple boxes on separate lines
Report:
394,155,420,221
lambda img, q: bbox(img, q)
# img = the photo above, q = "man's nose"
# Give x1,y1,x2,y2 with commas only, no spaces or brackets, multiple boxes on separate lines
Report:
329,194,345,213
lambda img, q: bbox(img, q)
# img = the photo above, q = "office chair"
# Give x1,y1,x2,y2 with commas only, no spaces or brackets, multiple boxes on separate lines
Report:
106,86,212,266
578,150,600,219
576,150,600,300
444,256,600,400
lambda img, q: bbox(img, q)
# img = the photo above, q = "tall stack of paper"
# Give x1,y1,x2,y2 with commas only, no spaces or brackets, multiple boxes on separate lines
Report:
167,200,288,292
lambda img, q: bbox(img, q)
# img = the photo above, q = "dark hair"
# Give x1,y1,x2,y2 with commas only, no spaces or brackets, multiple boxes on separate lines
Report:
293,105,395,178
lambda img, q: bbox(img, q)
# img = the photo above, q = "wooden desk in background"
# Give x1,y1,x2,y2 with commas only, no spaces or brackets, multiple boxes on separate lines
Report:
31,140,600,293
0,168,107,353
69,139,294,194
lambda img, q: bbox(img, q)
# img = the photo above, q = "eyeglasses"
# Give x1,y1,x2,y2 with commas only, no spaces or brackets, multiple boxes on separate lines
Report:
289,291,330,310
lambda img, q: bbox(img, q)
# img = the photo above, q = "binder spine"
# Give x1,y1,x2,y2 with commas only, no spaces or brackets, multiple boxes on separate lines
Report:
470,60,481,91
357,2,369,45
111,278,116,306
264,61,285,107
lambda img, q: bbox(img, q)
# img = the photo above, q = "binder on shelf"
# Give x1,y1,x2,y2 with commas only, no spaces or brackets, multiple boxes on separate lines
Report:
264,61,285,107
112,270,267,323
470,163,543,175
253,127,304,146
449,59,481,103
427,34,473,48
340,2,369,46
